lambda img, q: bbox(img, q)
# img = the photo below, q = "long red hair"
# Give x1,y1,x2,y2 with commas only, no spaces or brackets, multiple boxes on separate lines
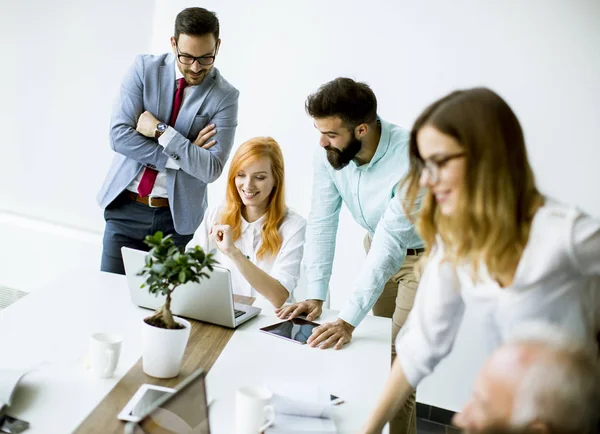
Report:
219,137,286,259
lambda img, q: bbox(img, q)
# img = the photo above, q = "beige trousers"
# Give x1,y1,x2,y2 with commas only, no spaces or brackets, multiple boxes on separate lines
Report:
365,234,422,434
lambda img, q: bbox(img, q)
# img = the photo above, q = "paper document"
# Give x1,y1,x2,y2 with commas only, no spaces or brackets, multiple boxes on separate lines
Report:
265,414,336,433
265,382,338,433
269,382,334,418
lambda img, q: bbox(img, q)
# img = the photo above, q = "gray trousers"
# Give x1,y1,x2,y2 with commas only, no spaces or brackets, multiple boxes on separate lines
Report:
101,192,193,275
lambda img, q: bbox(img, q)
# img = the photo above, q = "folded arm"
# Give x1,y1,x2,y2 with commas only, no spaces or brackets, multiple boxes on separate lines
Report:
109,56,239,183
109,56,169,171
161,88,239,183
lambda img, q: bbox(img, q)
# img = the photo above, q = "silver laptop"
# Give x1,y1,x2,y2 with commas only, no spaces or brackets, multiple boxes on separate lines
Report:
122,247,261,328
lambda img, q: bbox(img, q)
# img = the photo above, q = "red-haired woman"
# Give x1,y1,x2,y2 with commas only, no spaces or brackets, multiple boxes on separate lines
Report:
188,137,306,308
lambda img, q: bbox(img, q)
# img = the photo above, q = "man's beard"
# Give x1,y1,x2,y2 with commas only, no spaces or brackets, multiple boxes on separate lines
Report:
184,68,208,85
325,136,362,170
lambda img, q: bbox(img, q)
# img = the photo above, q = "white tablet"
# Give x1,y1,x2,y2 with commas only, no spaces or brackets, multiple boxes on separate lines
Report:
118,384,176,422
124,368,210,434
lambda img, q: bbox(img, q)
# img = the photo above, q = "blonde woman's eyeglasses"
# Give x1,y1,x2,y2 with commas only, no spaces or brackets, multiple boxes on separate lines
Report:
415,152,466,183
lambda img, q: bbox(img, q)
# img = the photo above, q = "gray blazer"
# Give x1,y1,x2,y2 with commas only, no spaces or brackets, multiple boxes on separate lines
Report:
97,53,239,234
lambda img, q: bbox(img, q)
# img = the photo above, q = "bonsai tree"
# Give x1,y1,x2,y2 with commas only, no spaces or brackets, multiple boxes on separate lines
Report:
138,231,217,330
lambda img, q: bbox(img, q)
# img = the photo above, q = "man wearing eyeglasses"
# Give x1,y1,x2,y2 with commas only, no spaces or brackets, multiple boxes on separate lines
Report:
97,7,239,274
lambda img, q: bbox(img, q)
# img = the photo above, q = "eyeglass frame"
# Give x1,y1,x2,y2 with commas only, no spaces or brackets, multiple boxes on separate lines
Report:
415,152,466,183
175,41,219,66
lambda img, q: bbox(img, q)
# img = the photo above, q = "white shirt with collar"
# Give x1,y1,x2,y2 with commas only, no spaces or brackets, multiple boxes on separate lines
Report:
396,200,600,388
187,204,307,308
126,63,190,197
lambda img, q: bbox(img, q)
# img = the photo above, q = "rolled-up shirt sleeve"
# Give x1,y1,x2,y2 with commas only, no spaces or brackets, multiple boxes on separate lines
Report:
270,215,307,297
395,246,465,387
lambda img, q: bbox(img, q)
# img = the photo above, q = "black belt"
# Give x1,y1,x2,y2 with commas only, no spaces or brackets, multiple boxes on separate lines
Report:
406,248,425,256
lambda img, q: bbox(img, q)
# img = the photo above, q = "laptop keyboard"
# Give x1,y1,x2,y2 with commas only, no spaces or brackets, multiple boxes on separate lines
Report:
234,309,245,318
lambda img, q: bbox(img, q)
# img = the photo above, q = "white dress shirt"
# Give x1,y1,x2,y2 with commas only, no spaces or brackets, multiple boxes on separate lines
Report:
127,63,189,197
187,205,307,307
396,200,600,387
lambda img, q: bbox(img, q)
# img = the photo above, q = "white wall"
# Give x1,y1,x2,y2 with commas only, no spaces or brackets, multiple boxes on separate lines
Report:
151,0,600,308
0,0,154,291
2,0,599,412
151,0,600,411
0,0,155,232
0,212,101,293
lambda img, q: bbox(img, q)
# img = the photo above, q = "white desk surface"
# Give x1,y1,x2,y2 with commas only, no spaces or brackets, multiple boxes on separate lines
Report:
207,309,391,434
0,270,147,433
0,269,390,433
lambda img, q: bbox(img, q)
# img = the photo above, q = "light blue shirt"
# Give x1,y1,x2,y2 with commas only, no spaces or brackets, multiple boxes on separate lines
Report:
304,118,423,327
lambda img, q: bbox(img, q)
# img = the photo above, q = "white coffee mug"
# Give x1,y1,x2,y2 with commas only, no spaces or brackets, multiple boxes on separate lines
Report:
235,386,275,434
89,333,122,378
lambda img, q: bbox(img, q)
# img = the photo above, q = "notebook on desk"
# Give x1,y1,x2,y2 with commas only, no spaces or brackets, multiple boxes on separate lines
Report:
121,247,261,328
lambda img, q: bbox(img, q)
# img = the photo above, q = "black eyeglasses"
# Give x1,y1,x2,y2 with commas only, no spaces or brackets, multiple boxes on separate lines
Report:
175,42,218,66
415,152,466,183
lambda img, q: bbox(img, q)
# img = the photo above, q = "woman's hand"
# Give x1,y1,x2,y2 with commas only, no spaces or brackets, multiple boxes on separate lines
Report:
210,224,239,257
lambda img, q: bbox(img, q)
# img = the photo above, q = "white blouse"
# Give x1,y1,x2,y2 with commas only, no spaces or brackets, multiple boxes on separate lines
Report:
187,205,307,307
396,200,600,387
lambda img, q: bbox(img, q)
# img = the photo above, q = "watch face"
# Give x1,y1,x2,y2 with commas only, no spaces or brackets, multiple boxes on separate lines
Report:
157,123,167,132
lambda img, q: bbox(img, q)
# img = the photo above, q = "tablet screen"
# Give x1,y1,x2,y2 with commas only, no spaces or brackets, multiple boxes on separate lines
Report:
131,387,174,419
131,369,210,434
259,318,320,344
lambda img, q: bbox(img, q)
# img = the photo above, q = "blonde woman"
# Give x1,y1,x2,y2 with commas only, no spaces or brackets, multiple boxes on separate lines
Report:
361,88,600,433
188,137,306,308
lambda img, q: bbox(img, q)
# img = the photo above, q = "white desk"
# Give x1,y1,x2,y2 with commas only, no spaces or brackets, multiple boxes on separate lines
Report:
0,269,146,433
0,269,390,433
207,310,391,433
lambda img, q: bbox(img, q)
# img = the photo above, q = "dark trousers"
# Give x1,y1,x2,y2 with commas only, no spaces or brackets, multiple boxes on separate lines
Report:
100,192,194,275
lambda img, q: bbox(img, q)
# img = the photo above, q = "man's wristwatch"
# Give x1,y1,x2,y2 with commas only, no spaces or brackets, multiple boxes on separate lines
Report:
155,122,168,139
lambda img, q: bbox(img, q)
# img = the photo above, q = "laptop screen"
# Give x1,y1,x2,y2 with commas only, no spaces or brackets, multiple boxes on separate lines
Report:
134,369,210,434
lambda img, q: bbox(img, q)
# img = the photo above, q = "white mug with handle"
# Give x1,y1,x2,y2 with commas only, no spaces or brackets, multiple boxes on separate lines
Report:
89,332,122,378
236,386,275,434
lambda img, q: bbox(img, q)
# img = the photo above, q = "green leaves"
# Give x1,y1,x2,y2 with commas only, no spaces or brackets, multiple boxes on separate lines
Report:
152,263,166,275
136,231,219,317
189,246,206,263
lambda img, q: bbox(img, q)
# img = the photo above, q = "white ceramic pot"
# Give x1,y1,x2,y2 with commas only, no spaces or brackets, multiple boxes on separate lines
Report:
141,316,191,379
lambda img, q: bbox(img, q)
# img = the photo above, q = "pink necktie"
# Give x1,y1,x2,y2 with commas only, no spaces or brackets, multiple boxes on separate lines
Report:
137,78,188,197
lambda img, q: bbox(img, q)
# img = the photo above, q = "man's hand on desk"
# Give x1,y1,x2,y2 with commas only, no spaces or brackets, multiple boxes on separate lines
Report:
307,318,354,350
275,299,323,321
